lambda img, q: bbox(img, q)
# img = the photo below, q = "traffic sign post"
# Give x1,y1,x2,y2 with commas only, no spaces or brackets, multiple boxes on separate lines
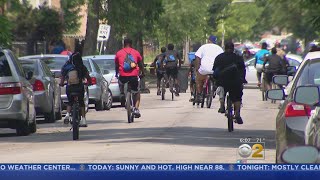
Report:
97,24,111,41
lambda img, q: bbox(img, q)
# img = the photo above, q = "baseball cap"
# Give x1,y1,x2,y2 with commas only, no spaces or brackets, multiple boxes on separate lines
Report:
208,35,217,44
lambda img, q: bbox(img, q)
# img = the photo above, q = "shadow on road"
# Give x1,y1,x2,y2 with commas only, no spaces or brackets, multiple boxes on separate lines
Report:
0,125,275,149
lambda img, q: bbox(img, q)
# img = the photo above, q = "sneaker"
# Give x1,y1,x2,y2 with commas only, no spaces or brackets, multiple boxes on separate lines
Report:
79,116,88,127
218,107,225,113
235,116,243,124
64,113,70,124
175,92,179,96
189,97,194,102
134,108,141,118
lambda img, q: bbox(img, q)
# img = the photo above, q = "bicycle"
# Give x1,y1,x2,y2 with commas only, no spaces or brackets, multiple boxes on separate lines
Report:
168,74,176,101
203,75,216,108
261,71,268,101
70,92,81,140
225,92,234,132
159,71,167,101
124,82,136,123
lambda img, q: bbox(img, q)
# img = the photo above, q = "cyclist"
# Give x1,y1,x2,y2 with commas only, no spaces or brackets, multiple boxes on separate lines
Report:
263,47,287,90
152,47,167,96
213,41,246,124
115,38,145,118
254,42,270,87
189,54,196,102
164,43,182,96
60,52,92,127
195,35,224,103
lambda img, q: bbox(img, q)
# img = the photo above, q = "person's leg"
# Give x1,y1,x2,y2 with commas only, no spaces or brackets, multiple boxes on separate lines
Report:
196,72,206,102
174,67,179,96
64,85,73,124
257,71,262,86
230,84,244,124
157,71,162,95
217,86,226,113
79,85,87,127
131,77,141,118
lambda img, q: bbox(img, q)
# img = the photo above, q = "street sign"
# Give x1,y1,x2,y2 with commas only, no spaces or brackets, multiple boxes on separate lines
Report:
97,24,111,41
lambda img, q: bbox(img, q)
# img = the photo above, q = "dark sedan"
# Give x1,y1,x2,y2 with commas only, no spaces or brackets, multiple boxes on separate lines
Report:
267,51,320,163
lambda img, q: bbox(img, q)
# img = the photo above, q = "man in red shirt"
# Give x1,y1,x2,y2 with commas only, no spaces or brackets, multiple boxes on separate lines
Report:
115,38,145,118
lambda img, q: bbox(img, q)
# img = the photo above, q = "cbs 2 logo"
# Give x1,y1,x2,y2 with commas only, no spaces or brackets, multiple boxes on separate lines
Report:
238,144,264,158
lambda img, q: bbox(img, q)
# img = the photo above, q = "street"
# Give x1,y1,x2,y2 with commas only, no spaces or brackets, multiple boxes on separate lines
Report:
0,89,277,163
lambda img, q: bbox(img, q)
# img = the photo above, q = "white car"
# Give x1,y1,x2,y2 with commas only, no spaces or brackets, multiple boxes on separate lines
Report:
245,53,303,85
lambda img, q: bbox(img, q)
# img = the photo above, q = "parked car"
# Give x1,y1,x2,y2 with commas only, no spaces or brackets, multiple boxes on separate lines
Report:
82,58,112,110
19,54,89,112
0,48,36,136
266,51,320,163
83,55,120,105
19,59,62,122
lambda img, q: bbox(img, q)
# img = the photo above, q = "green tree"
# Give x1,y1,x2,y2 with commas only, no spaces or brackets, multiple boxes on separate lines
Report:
61,0,85,34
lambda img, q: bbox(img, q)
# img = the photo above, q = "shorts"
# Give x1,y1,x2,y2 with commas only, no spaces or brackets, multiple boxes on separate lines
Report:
223,84,243,103
265,72,274,84
66,84,85,107
196,72,207,87
166,67,178,79
256,64,263,73
157,70,166,80
119,76,140,93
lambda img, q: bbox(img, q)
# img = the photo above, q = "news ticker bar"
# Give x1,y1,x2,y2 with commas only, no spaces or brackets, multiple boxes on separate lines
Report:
0,164,319,171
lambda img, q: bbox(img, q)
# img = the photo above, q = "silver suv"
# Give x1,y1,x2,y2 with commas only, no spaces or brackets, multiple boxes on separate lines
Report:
0,48,36,136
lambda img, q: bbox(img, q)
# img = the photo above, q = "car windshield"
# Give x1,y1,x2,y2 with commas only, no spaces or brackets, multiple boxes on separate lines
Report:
92,59,115,72
296,59,320,86
20,62,38,76
39,57,68,70
0,52,12,77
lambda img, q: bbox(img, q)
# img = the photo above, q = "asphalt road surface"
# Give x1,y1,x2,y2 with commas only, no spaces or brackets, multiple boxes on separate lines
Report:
0,89,277,163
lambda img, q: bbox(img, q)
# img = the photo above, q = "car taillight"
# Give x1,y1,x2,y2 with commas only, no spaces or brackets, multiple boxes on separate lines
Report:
33,80,45,91
91,77,97,85
285,102,311,117
111,76,118,84
0,82,21,95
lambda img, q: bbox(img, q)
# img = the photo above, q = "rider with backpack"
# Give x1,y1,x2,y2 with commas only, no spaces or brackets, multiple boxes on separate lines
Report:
164,43,182,96
152,47,167,96
115,38,145,118
60,52,92,127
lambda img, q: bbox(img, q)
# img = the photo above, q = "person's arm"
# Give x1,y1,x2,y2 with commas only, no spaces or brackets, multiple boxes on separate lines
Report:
263,56,269,69
137,53,145,77
59,67,66,86
254,54,258,67
115,54,119,78
238,55,247,84
84,69,92,85
195,56,201,72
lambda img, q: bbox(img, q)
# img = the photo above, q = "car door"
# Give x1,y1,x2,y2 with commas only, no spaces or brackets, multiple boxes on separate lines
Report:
92,60,108,92
40,61,58,108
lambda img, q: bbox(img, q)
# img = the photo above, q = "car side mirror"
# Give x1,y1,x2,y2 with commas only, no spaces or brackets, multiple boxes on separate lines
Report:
287,66,297,76
273,75,288,86
293,86,320,106
26,71,33,80
282,146,319,163
266,89,285,100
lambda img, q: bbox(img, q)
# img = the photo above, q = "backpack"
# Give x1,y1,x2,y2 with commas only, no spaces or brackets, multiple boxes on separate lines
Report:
165,51,176,62
123,50,137,72
64,63,80,85
156,54,165,69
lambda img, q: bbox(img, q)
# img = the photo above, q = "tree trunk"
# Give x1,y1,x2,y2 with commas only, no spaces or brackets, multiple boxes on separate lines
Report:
82,0,100,56
105,27,122,54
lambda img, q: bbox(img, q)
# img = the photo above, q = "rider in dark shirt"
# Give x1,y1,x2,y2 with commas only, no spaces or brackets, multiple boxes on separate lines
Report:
213,42,247,124
152,47,167,95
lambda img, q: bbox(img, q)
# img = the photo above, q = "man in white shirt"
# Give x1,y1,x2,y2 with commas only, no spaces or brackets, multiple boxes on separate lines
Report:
195,35,224,102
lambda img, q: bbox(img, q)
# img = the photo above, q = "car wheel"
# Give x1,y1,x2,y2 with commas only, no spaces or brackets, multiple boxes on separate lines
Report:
44,100,56,123
55,100,62,120
29,114,37,133
95,93,104,111
104,89,113,110
16,106,31,136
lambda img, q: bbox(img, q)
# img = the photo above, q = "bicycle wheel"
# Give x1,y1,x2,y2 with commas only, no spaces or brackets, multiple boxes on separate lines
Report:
161,77,165,100
170,78,174,101
206,80,213,108
126,92,133,123
227,95,234,132
72,103,79,140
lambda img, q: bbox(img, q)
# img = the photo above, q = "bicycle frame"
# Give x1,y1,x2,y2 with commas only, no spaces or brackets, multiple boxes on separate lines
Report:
124,82,136,123
71,95,81,140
